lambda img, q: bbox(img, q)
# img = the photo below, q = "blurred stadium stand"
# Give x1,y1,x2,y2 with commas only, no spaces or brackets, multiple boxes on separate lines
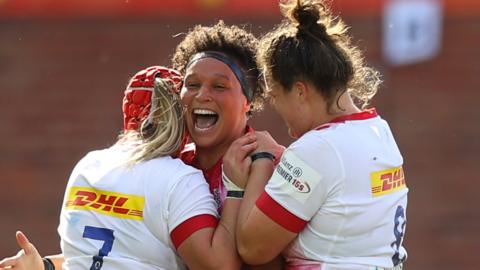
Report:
0,1,479,269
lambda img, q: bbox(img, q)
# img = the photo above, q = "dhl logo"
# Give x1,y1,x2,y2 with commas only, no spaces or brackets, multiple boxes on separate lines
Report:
371,167,406,197
65,187,144,220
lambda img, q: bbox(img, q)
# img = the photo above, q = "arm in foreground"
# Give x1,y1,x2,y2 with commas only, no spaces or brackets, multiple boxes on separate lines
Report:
236,160,297,265
176,198,242,270
223,131,294,265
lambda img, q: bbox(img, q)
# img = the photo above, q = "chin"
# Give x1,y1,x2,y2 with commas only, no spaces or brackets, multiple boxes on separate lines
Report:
189,132,218,149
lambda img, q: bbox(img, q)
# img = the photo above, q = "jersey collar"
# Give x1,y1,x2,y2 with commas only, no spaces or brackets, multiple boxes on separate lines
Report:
315,108,378,130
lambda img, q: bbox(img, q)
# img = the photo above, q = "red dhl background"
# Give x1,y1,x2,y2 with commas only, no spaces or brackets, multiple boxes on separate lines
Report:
0,0,480,18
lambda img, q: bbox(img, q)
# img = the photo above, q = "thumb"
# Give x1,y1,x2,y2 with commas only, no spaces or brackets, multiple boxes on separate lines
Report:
15,231,36,255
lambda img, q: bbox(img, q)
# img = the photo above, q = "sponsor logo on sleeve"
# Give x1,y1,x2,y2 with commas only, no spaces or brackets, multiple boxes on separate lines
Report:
370,167,406,197
65,187,144,220
269,150,321,203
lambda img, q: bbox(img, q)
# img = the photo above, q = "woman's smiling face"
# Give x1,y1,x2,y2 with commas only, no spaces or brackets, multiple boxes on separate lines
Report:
180,56,250,150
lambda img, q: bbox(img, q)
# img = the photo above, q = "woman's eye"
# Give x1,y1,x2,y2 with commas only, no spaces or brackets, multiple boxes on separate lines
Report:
186,83,200,89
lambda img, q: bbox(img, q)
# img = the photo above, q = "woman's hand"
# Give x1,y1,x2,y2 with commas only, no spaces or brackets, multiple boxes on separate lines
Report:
0,231,43,270
223,133,257,189
253,131,285,162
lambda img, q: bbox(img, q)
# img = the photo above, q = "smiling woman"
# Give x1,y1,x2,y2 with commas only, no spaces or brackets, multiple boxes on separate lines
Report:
172,20,270,211
172,20,286,269
0,20,284,270
181,55,249,152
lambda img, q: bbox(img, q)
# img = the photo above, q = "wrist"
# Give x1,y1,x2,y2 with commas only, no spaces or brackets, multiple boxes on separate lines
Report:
43,257,55,270
250,151,275,163
221,165,245,197
226,190,244,199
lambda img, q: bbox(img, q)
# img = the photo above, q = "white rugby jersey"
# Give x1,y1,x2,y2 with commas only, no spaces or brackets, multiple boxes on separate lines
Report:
58,144,218,270
256,109,408,270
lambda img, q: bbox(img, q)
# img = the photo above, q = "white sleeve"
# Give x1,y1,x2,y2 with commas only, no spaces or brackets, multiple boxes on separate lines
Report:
258,136,344,230
167,171,219,233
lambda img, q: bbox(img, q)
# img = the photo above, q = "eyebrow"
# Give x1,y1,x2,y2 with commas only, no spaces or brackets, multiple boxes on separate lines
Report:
212,73,231,81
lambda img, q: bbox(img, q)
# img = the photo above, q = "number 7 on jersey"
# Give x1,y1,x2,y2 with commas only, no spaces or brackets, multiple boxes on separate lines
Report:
83,226,115,270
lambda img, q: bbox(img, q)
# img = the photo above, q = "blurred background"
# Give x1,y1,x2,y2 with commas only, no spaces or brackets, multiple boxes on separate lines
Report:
0,0,478,269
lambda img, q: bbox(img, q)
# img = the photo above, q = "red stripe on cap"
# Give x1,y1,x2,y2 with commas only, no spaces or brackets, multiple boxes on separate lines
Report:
171,214,218,249
256,192,307,233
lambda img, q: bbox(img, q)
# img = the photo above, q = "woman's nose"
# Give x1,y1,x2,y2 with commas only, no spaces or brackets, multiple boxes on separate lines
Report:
195,85,212,102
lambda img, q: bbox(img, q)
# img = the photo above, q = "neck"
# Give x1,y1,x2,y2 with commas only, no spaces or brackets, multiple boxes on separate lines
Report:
193,143,228,170
193,124,248,170
311,91,361,129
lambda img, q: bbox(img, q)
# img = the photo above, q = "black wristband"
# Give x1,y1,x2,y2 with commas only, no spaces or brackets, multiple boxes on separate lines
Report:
43,257,55,270
226,190,244,198
250,152,275,163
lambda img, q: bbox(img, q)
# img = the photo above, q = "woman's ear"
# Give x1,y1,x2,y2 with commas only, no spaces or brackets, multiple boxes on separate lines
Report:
293,81,308,101
243,99,251,113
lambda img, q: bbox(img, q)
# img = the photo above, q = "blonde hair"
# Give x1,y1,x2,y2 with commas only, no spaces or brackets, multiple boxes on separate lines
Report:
119,78,185,165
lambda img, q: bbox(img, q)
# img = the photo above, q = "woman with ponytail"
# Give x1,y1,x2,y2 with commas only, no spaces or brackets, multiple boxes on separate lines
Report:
1,21,285,269
223,1,408,269
0,67,244,270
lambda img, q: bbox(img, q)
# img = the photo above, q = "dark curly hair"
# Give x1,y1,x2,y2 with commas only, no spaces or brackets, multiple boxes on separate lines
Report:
257,0,381,110
172,20,265,114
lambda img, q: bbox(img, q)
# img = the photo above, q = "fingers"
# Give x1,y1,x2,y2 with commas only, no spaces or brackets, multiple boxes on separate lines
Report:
0,255,18,268
239,140,257,155
0,231,29,268
253,131,273,144
16,231,30,250
15,231,33,255
235,132,257,145
229,133,257,158
252,131,276,151
0,231,43,270
254,130,272,138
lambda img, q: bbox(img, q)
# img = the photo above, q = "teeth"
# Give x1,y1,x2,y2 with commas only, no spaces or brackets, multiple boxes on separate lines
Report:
193,109,217,115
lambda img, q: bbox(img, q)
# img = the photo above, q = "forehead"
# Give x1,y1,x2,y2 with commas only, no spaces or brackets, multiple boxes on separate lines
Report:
184,58,237,80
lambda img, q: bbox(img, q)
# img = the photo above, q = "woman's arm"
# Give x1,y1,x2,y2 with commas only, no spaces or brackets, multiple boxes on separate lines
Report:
223,131,294,266
176,198,242,270
235,159,297,265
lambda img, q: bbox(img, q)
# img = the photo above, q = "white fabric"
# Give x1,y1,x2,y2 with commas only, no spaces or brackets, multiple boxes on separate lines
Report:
221,165,245,192
58,144,218,270
265,115,408,269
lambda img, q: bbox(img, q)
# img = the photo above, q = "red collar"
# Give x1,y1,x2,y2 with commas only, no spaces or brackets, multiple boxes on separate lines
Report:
315,108,378,130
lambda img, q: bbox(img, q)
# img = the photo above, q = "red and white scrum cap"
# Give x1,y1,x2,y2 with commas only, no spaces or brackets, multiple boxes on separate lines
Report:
122,66,183,130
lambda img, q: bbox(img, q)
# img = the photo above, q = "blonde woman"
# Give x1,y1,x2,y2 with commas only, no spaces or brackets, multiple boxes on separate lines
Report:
0,66,242,270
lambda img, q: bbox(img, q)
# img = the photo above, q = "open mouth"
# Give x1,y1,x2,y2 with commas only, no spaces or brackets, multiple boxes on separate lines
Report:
192,109,219,131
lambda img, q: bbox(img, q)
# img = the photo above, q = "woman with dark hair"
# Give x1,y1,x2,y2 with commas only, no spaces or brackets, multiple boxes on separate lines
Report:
223,1,408,269
172,21,282,213
0,21,284,270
